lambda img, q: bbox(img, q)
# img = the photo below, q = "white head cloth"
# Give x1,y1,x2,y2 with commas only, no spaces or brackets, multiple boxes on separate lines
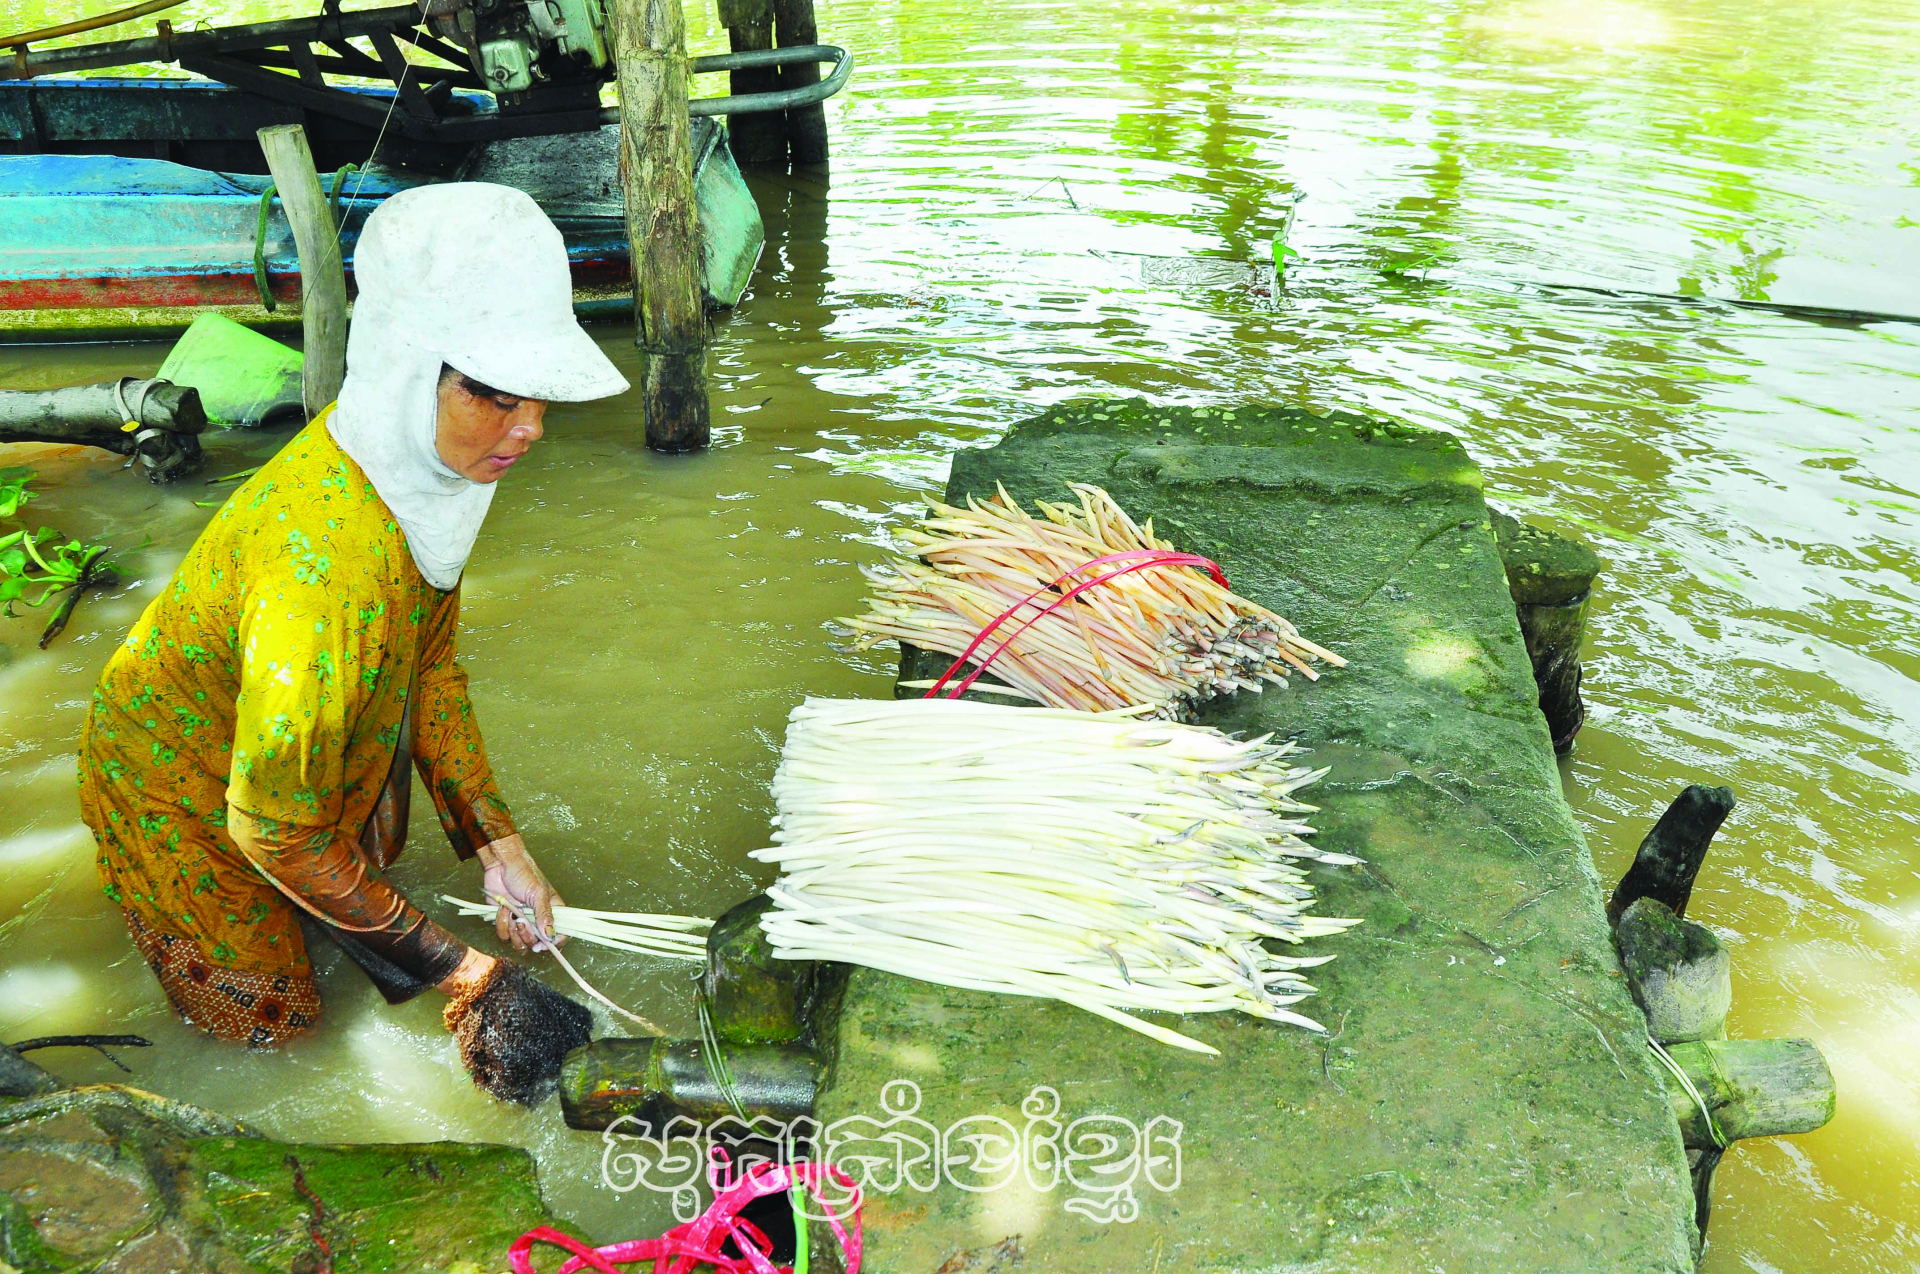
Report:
328,182,628,590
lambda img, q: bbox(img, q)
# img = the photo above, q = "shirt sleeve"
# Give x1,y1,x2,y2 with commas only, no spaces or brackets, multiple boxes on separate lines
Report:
412,585,516,858
227,572,417,931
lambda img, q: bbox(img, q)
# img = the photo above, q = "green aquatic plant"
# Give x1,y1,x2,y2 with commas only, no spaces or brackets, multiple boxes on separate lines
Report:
0,526,118,649
1382,250,1445,282
0,466,35,519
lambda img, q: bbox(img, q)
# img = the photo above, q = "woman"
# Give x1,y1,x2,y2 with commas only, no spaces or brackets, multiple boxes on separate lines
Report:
78,183,627,1103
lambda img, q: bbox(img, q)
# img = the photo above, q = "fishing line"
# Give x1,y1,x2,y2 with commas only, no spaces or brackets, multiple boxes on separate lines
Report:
331,0,433,250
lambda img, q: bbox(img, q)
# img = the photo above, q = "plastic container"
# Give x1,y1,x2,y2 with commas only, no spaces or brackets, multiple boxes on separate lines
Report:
155,313,304,428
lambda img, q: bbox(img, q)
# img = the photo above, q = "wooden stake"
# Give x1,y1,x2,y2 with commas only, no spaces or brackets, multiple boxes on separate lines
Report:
718,0,785,165
255,124,347,419
771,0,827,164
611,0,711,453
1607,784,1736,926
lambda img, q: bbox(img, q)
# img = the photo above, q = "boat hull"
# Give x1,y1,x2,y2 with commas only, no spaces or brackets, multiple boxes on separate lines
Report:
0,84,763,343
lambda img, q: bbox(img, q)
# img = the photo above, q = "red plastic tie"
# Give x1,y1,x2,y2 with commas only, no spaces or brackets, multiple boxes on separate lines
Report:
923,548,1230,701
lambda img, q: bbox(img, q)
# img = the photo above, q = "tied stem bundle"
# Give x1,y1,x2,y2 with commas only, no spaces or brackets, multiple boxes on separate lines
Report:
442,896,712,962
753,697,1361,1054
841,482,1344,720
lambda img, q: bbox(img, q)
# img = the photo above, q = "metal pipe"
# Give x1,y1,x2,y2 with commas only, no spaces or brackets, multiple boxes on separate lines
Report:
0,0,185,51
597,42,851,122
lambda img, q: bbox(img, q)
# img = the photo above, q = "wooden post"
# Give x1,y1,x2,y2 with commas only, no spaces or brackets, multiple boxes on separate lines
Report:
255,124,347,419
718,0,785,165
771,0,827,164
610,0,711,452
1490,510,1600,753
1607,784,1736,925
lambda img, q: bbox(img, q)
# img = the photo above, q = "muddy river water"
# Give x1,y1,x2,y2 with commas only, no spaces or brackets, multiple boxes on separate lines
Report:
1,0,1916,1267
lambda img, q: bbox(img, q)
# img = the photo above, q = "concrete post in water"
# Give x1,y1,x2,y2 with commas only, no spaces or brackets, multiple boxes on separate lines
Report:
1656,1038,1835,1149
771,0,828,163
1608,783,1736,925
255,124,347,419
559,1037,821,1131
704,893,815,1044
718,0,785,164
1490,510,1600,752
1614,897,1731,1043
610,0,711,452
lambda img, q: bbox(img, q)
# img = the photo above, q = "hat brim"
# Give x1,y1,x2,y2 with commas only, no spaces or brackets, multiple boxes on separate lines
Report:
446,320,630,403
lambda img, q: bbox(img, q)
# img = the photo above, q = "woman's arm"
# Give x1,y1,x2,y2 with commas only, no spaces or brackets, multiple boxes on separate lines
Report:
224,573,479,990
413,587,565,951
412,586,517,858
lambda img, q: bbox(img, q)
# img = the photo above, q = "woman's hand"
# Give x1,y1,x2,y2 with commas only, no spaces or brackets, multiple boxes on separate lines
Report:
477,834,567,952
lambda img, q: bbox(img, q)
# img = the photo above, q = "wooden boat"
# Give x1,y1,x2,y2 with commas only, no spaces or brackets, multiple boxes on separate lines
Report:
0,78,765,343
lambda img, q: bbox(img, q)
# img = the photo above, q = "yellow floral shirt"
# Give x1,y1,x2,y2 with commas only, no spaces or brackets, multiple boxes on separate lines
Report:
80,417,515,973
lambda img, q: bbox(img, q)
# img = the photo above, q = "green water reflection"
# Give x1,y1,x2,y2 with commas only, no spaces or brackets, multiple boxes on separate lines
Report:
0,0,1915,1268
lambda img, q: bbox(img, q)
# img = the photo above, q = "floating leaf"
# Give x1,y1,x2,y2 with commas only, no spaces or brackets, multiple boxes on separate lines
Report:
0,466,34,519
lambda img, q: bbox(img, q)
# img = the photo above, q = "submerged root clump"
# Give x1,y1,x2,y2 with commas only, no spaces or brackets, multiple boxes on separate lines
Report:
444,961,593,1106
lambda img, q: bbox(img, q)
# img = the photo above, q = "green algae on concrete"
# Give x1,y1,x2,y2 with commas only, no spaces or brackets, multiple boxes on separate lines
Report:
0,1083,567,1273
811,399,1697,1273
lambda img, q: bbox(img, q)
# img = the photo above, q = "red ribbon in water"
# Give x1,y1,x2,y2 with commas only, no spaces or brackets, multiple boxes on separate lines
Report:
508,1152,862,1274
924,548,1231,702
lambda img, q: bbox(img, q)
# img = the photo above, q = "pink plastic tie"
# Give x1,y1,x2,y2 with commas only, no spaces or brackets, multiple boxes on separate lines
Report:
508,1152,861,1274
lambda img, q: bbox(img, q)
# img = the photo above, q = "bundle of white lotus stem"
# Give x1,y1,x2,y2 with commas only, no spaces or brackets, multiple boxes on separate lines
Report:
753,697,1360,1054
441,896,711,962
841,482,1344,720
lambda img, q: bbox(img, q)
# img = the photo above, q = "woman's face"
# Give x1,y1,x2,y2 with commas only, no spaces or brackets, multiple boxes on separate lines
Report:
435,375,548,483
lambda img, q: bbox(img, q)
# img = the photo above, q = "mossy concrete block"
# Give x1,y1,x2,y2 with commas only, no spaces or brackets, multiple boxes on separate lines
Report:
1615,898,1732,1043
706,893,812,1045
816,400,1696,1273
0,1084,567,1272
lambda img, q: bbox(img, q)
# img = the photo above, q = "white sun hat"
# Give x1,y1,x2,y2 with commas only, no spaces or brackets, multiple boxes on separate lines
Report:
327,182,629,590
351,182,629,402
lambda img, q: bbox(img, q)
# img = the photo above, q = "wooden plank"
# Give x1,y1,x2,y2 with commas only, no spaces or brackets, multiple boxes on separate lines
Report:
256,124,348,417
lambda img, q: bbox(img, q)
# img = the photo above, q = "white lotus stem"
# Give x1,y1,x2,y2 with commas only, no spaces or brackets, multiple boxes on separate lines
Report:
754,697,1359,1053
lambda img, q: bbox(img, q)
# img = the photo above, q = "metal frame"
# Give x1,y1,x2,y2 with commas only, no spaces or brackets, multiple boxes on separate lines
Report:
683,44,853,118
5,9,850,143
2,6,602,143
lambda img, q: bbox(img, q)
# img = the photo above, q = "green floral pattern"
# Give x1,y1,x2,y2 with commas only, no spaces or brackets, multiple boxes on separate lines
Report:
80,418,516,976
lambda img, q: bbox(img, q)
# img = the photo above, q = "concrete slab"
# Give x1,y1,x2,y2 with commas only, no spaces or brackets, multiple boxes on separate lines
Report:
813,400,1696,1273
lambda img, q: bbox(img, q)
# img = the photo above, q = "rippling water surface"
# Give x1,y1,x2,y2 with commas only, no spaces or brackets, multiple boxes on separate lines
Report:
2,0,1916,1267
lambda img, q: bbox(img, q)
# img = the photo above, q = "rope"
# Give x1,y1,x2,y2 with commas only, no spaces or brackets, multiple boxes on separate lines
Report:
252,183,279,312
509,1153,863,1274
1648,1037,1729,1150
111,376,157,432
327,162,358,231
332,1,431,253
486,891,666,1037
697,992,749,1120
925,549,1231,701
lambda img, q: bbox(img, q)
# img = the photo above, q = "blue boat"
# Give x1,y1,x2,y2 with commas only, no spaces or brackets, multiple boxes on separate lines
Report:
0,79,765,343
